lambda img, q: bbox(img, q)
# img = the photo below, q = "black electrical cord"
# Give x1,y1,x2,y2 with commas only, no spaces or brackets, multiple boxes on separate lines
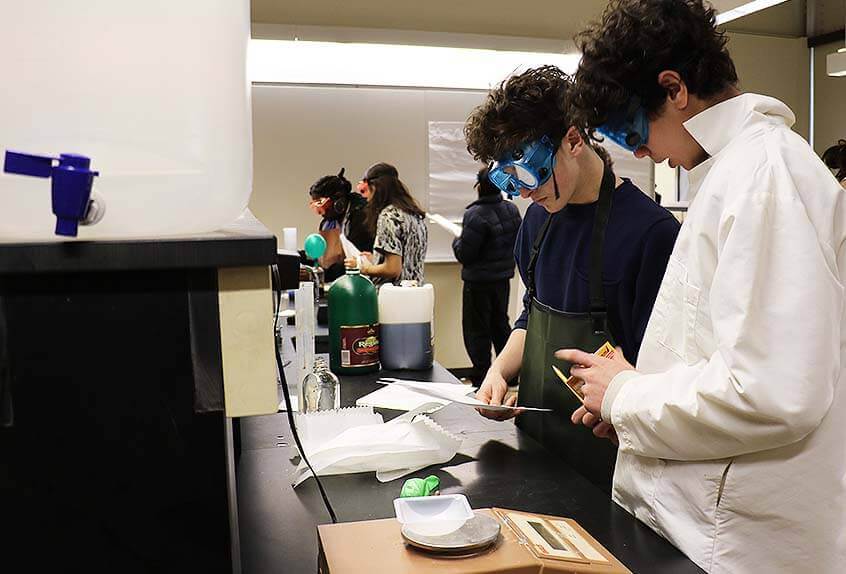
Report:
273,287,338,524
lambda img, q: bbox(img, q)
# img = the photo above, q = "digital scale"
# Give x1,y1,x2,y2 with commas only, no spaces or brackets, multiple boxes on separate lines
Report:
318,507,631,573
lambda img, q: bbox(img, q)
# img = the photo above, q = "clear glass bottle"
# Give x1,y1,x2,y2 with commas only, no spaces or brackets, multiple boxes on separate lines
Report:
299,357,340,413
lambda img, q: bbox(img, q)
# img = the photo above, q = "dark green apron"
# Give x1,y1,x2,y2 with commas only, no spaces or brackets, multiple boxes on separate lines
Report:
516,166,618,493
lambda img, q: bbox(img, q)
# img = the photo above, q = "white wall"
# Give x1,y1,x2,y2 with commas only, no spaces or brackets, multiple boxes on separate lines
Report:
727,32,810,140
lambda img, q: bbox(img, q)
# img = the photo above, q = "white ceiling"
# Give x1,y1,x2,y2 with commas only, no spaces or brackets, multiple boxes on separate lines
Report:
251,0,839,41
723,0,808,37
251,0,608,41
252,0,846,49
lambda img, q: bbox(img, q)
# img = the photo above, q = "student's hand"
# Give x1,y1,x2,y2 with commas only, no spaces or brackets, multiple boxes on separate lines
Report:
359,252,375,270
358,259,374,275
345,255,374,274
555,347,634,416
475,370,519,421
571,405,619,446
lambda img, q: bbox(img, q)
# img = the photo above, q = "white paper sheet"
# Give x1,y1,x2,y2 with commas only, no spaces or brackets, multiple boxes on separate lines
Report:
294,406,383,454
378,378,552,413
293,404,461,486
356,383,459,412
340,233,373,267
339,233,361,258
427,213,463,238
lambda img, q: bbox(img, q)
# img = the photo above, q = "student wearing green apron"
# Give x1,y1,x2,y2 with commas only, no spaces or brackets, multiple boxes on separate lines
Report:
463,65,679,492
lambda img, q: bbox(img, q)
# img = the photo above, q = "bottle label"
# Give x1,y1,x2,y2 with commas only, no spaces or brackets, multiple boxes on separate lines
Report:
340,324,380,368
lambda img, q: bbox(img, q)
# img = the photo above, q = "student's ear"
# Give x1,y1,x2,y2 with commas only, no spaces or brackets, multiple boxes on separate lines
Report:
564,126,585,156
657,70,689,110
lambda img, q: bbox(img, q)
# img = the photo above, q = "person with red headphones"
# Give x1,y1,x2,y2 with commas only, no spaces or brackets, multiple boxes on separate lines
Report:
308,168,374,281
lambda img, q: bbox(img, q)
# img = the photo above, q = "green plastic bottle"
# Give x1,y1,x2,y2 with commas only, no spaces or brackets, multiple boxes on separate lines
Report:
328,268,380,375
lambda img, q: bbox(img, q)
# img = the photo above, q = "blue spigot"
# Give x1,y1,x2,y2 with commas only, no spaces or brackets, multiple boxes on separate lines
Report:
3,151,101,237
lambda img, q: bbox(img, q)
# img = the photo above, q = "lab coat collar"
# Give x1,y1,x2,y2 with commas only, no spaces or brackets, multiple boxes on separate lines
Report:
684,93,795,196
684,93,795,158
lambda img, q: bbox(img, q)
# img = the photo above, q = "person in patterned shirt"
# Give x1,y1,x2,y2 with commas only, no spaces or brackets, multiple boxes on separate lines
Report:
345,163,428,285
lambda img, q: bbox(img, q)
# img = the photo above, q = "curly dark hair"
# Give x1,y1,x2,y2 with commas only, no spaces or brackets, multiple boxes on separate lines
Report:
464,66,576,163
309,168,351,200
464,65,613,170
822,139,846,182
571,0,738,130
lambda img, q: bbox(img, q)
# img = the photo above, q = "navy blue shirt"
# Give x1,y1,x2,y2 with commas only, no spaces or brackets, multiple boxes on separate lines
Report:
515,180,680,363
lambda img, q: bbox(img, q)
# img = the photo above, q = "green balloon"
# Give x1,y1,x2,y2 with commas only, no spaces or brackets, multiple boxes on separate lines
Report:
304,233,327,259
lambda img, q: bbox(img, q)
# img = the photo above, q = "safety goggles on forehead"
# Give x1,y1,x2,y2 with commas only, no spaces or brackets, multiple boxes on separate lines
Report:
488,135,557,197
597,96,649,152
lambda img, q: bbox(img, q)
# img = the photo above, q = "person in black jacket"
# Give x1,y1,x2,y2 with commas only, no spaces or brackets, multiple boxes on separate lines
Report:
452,167,522,384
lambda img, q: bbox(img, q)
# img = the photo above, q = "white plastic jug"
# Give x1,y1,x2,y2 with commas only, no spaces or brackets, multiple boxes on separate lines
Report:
0,0,252,239
378,283,435,370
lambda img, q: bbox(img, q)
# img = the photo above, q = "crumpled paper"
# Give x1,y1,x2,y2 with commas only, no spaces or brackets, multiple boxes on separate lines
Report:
292,404,461,487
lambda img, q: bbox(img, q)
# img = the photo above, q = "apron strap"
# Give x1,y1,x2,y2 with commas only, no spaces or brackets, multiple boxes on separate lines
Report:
526,165,616,316
589,166,616,314
526,212,554,301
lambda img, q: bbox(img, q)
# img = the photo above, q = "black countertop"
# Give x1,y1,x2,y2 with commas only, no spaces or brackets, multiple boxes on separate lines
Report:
0,210,276,274
236,364,703,574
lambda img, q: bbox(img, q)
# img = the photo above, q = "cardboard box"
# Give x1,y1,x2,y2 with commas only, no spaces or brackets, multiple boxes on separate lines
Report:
317,508,630,574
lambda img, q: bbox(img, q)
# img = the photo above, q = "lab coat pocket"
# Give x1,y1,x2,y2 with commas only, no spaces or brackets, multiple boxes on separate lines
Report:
652,257,700,364
714,458,733,510
709,458,734,571
650,458,730,568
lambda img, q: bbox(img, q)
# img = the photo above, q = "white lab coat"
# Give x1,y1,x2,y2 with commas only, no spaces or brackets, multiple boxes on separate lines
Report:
602,94,846,573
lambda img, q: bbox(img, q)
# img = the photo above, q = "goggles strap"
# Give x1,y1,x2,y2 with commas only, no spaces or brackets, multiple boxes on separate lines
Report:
553,170,560,200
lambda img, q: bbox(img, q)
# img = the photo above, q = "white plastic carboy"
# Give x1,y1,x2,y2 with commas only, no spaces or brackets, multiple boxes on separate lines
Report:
378,282,435,370
0,1,252,239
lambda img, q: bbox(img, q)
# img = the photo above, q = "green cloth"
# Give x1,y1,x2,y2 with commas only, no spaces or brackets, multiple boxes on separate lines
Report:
400,475,440,498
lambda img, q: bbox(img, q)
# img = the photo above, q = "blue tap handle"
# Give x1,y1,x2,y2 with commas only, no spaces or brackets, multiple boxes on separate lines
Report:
3,150,100,237
4,151,56,178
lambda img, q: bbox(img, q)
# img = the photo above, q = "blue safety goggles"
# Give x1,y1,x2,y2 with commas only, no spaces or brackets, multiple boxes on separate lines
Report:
488,135,557,197
597,97,650,152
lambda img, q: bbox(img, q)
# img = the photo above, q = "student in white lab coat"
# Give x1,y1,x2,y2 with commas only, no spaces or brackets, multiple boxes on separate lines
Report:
559,1,846,572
